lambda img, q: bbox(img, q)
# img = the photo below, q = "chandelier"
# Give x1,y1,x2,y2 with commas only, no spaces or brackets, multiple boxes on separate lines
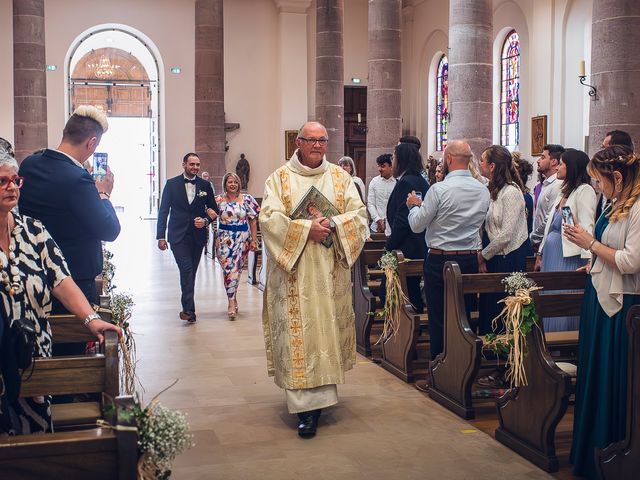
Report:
87,54,121,78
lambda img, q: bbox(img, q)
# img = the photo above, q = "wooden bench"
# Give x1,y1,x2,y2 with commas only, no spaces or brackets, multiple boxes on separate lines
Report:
0,395,137,480
597,304,640,480
429,262,586,420
494,290,583,472
45,315,119,429
353,248,385,356
379,251,427,382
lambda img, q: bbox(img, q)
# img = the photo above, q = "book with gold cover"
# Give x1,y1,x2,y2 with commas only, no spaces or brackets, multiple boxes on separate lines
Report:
290,186,339,248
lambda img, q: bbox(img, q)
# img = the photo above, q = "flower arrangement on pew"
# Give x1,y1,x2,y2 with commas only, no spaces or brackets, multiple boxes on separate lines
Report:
482,272,542,387
104,381,194,480
375,250,408,344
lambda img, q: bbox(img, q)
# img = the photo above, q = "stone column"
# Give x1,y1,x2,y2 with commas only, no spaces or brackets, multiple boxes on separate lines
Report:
447,0,492,160
366,0,402,182
315,0,344,163
195,0,225,189
13,0,47,162
589,0,640,154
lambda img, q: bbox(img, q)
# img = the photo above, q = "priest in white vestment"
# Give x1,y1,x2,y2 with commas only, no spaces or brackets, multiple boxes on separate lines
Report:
260,122,368,437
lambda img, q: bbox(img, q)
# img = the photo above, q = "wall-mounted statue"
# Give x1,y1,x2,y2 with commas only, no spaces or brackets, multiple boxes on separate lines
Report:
236,153,250,191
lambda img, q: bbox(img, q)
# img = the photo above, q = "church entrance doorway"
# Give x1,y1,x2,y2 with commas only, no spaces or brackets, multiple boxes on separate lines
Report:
67,29,160,219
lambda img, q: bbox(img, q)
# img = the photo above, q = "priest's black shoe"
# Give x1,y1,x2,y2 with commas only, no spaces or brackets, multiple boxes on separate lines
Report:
297,409,321,438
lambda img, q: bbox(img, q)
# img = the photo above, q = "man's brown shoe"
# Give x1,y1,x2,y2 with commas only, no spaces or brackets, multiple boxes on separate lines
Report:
179,311,193,322
414,378,431,393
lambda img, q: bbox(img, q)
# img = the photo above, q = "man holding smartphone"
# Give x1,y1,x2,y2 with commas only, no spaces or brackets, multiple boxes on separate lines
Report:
19,105,121,309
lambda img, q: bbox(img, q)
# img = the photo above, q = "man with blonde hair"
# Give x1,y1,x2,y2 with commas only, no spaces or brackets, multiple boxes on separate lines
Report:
19,105,121,317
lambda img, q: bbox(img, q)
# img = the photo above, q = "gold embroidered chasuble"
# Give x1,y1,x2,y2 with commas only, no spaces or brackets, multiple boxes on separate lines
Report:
260,152,368,390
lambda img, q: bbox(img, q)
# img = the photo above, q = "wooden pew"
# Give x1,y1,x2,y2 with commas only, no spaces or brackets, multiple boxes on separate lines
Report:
428,262,586,420
597,305,640,480
353,248,385,356
46,316,119,429
379,251,426,382
0,395,137,480
494,290,583,472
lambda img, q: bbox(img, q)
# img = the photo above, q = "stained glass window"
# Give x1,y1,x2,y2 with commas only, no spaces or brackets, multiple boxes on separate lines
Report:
500,30,520,149
436,55,449,151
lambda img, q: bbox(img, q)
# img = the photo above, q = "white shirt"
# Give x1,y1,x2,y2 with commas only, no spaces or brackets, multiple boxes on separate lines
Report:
530,173,562,245
184,174,196,204
367,175,396,234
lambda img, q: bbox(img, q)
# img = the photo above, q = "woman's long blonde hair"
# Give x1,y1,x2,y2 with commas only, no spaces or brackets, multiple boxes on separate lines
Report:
588,145,640,223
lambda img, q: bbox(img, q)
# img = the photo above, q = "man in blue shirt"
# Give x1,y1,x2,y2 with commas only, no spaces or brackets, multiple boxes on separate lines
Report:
407,140,490,389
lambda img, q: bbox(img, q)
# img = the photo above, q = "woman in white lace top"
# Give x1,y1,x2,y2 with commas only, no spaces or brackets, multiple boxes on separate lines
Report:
477,145,529,336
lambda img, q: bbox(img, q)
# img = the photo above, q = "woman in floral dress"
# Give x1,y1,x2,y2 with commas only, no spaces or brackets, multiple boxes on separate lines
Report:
214,173,260,319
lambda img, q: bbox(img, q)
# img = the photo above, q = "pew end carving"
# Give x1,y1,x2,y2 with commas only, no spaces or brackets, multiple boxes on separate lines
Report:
379,251,424,382
494,290,583,472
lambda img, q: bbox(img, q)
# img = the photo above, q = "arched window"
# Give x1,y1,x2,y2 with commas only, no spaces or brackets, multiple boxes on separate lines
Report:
500,30,520,149
435,55,448,151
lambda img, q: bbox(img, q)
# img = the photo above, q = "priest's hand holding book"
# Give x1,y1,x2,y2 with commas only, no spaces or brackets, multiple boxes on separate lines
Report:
309,216,331,243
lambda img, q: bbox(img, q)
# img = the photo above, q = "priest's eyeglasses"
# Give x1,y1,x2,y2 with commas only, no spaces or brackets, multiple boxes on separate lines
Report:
0,176,24,189
298,137,329,145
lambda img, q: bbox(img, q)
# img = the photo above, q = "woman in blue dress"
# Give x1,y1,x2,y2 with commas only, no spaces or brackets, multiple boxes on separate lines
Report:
563,145,640,478
215,173,260,319
537,149,596,331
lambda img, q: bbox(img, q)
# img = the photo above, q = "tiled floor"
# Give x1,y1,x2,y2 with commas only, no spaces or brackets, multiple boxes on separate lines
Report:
112,217,551,479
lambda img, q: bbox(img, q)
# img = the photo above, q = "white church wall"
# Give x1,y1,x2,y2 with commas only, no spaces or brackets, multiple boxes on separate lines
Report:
224,0,280,196
561,0,592,150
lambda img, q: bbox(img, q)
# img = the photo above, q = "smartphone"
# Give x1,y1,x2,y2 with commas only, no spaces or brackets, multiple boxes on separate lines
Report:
92,152,108,179
561,206,574,226
415,191,423,201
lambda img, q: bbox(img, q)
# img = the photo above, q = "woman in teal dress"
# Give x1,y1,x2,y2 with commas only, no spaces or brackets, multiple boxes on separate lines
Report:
563,145,640,478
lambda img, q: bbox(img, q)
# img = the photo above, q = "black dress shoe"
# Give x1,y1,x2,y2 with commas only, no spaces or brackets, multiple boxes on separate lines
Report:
297,409,321,438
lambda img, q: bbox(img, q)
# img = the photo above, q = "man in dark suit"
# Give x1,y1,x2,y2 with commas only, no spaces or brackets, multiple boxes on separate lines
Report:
157,153,219,322
385,141,429,313
19,105,121,308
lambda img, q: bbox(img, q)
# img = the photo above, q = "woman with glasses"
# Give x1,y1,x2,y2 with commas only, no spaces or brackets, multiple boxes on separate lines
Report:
0,152,121,434
214,172,260,319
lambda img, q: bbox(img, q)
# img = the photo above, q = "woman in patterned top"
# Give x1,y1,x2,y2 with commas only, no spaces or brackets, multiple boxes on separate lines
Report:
214,173,260,319
0,152,121,435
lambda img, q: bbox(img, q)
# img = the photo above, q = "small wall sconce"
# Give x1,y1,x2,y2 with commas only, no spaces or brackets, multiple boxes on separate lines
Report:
579,60,597,100
46,65,57,71
170,67,182,74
